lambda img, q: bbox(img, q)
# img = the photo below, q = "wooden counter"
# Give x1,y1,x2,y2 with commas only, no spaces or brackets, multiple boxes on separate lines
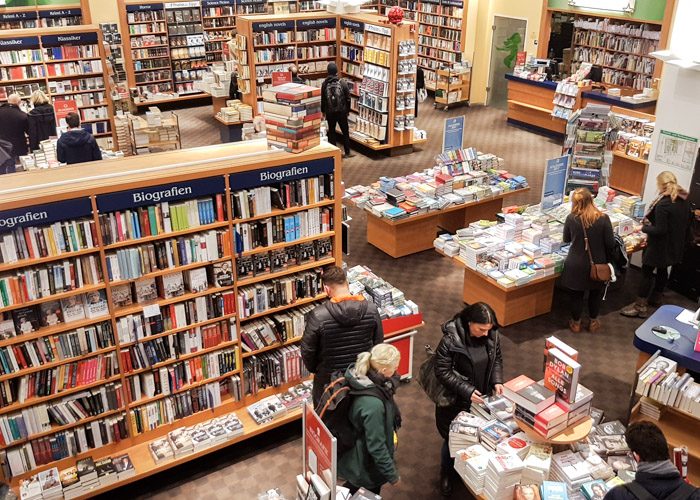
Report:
362,188,529,258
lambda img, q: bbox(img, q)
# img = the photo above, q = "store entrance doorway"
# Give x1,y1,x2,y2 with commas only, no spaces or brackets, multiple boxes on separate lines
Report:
487,16,527,109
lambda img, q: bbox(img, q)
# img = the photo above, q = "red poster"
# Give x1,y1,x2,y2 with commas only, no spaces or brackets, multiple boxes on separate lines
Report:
303,403,336,494
53,99,78,123
271,71,293,86
516,51,527,66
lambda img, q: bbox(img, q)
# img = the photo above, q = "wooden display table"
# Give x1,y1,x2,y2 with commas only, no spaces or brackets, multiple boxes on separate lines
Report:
515,417,593,446
363,189,529,258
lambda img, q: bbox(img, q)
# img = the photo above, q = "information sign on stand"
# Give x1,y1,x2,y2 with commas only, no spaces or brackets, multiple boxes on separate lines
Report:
302,403,337,499
53,99,79,127
542,155,569,210
442,115,465,153
271,71,292,87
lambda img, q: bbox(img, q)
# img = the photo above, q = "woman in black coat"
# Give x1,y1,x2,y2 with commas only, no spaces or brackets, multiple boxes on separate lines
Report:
621,171,690,318
561,188,616,333
434,302,503,497
27,90,56,151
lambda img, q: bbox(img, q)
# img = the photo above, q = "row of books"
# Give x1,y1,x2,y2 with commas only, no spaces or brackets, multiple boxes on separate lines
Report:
0,351,119,408
636,354,700,417
234,207,333,252
45,60,103,77
0,382,122,447
238,269,322,319
236,234,332,278
99,195,225,245
104,229,229,282
243,345,308,396
0,66,46,81
240,305,311,352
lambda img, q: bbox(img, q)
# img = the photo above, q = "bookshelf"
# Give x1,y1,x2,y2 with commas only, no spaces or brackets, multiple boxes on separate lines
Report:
0,26,116,148
0,0,92,30
0,141,342,492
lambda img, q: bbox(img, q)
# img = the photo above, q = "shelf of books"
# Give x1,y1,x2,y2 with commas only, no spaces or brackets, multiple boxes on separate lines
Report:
0,0,92,30
0,26,116,149
608,106,654,197
0,141,343,497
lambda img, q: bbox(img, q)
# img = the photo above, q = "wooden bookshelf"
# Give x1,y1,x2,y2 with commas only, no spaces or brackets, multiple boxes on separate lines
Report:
0,0,92,30
0,26,116,148
0,141,343,491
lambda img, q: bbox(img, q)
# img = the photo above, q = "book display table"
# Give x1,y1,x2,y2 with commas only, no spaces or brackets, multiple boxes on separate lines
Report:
364,189,529,258
515,417,593,446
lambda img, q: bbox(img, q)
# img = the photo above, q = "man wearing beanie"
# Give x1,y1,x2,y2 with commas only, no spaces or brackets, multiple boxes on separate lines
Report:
321,62,354,158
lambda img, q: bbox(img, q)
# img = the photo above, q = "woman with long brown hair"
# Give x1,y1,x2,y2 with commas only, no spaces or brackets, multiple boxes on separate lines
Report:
561,188,616,332
621,171,690,318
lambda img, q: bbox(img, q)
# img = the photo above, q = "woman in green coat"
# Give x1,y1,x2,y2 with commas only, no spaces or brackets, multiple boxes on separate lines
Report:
338,343,402,495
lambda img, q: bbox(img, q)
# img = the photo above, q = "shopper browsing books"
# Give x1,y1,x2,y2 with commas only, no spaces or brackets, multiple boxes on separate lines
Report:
27,90,56,151
621,171,690,319
301,265,384,405
561,188,616,333
57,113,102,165
604,422,699,500
338,344,401,495
321,62,353,158
0,93,29,169
434,302,504,497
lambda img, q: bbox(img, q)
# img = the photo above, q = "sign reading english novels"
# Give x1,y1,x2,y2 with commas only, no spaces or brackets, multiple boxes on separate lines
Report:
442,116,465,153
96,176,226,212
230,158,334,190
0,198,92,234
541,155,569,210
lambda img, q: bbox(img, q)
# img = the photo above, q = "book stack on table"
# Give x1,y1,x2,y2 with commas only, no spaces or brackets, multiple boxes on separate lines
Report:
262,83,321,154
454,444,490,496
483,453,524,500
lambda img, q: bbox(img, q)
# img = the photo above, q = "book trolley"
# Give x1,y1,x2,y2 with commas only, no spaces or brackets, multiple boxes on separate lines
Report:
237,11,422,154
0,0,92,30
0,141,349,495
0,25,116,147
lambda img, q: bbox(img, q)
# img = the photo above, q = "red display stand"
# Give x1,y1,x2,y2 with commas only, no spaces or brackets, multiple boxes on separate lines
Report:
383,313,423,380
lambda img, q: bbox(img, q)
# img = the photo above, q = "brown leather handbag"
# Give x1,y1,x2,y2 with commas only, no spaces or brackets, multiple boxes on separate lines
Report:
582,221,612,282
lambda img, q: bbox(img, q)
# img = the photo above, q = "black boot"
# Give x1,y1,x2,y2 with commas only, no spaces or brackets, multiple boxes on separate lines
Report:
440,469,453,497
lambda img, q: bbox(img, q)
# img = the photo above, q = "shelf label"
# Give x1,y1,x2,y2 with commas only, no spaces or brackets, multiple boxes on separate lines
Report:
252,20,294,31
165,1,200,8
441,0,462,6
0,11,38,21
238,0,266,5
202,0,234,6
365,24,391,36
0,198,92,234
38,8,82,18
340,19,364,30
126,3,165,12
41,32,98,47
0,36,40,49
296,17,336,29
230,158,334,190
96,176,226,212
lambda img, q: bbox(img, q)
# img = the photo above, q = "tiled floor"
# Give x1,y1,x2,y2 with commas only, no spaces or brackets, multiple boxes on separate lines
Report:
101,100,695,500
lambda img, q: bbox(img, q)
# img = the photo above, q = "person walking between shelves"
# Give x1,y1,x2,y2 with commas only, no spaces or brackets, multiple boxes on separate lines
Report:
321,62,354,158
621,171,690,319
27,90,57,152
301,265,383,406
434,302,503,497
562,188,616,333
338,344,402,495
0,93,29,171
56,112,102,165
415,67,426,117
604,422,700,500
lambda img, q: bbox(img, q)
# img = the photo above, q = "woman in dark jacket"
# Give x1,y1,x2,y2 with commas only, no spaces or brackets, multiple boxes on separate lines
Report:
621,171,690,318
27,90,56,151
434,302,503,497
561,188,616,333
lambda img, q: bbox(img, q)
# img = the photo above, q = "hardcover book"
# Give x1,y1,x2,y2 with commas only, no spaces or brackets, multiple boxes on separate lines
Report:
76,457,97,482
186,268,208,293
162,272,185,299
39,300,63,327
60,295,86,322
135,277,158,303
544,347,581,403
85,290,109,319
12,306,41,335
212,261,233,287
112,454,135,479
515,484,542,500
111,283,133,308
0,318,16,339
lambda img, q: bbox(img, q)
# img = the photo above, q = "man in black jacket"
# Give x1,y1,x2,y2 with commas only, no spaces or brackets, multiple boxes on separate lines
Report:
57,113,102,165
301,266,383,405
0,94,29,168
321,62,354,158
604,422,699,500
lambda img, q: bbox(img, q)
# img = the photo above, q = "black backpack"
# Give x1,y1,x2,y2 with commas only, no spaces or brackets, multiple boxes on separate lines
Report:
625,480,698,500
315,372,386,457
325,79,346,115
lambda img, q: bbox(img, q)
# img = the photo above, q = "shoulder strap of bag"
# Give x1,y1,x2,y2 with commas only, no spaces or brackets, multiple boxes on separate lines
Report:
580,217,596,267
624,481,657,500
666,482,699,500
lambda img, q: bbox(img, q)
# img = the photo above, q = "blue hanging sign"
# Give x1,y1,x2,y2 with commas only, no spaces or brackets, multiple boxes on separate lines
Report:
340,19,364,30
41,32,98,47
253,20,295,31
0,198,93,234
126,3,165,12
296,18,336,29
38,8,82,18
0,36,41,49
202,0,234,6
0,11,38,21
230,158,335,190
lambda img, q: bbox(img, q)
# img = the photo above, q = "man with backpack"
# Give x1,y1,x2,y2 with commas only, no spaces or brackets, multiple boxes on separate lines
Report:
301,265,384,406
321,62,354,158
604,422,699,500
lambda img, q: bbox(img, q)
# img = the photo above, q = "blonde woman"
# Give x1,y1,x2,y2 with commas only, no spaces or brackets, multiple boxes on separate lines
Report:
338,343,401,495
621,172,690,318
561,188,616,332
27,90,56,151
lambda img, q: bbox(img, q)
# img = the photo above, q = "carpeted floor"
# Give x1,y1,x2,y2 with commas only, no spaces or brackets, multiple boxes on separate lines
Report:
101,100,695,500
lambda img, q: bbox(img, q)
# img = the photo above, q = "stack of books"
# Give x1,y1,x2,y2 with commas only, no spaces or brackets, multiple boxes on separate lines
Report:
479,420,516,451
95,458,119,487
112,454,136,480
483,453,524,500
60,466,82,499
454,444,492,496
262,83,322,153
504,375,557,432
77,457,99,493
550,450,593,499
540,481,569,499
149,436,175,464
580,479,611,499
495,431,535,460
247,395,287,425
521,443,553,485
448,412,487,455
346,265,420,320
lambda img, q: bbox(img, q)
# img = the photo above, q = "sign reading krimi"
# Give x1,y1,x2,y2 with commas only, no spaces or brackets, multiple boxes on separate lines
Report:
230,158,334,190
0,198,92,234
97,177,226,212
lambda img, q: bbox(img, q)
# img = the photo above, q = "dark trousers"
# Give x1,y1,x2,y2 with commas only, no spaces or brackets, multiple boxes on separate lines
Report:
344,481,381,496
570,288,604,321
0,158,16,175
327,113,351,155
441,439,453,474
639,264,669,298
